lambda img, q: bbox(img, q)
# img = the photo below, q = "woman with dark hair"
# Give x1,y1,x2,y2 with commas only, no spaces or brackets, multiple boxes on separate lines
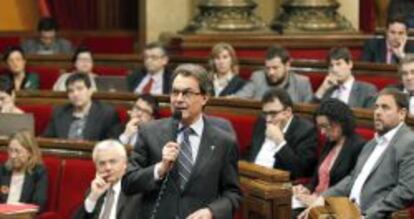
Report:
0,130,47,212
0,77,23,114
53,47,97,91
291,98,365,216
208,42,246,97
2,46,39,91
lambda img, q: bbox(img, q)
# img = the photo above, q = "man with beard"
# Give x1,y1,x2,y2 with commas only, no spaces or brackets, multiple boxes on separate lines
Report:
298,88,414,219
234,45,313,103
314,47,377,108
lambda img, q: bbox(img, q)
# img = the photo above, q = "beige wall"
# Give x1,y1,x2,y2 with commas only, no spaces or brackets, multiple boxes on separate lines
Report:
0,0,39,30
338,0,359,29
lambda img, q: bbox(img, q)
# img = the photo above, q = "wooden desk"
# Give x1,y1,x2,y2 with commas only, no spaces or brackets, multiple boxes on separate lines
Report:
0,212,36,219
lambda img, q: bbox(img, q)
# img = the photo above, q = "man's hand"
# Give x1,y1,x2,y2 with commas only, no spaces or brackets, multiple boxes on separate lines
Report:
292,184,311,196
391,34,407,59
157,141,180,178
186,208,213,219
123,117,140,137
88,173,111,202
315,73,339,99
266,122,285,145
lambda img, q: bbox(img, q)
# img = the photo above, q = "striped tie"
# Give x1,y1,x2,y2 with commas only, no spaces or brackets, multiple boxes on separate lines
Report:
177,127,193,190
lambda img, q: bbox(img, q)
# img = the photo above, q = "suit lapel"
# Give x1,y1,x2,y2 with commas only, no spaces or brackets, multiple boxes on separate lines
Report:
116,192,126,218
83,102,98,139
352,139,377,178
379,39,387,63
348,82,359,107
329,138,352,176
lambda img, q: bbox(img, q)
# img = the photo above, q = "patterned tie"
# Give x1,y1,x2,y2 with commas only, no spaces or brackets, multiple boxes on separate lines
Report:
177,127,194,190
100,188,115,219
142,78,154,94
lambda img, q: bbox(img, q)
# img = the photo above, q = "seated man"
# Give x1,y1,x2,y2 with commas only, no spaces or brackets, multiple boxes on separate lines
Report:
73,140,140,219
362,15,414,64
43,73,120,140
21,17,73,55
0,77,23,114
389,55,414,115
314,47,377,108
127,42,172,94
235,44,313,103
299,88,414,219
245,88,318,179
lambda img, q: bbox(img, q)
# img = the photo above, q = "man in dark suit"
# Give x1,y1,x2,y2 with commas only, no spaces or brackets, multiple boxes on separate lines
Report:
43,73,120,141
73,140,140,219
299,89,414,219
122,64,242,219
246,88,318,179
362,15,414,64
127,42,172,94
314,47,377,108
388,55,414,115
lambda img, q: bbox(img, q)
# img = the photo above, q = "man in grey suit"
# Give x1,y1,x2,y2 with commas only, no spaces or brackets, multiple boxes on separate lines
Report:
314,47,377,108
234,45,313,103
122,64,242,219
299,88,414,219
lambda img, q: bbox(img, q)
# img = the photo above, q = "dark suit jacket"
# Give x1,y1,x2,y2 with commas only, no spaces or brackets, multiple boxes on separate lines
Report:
362,38,414,64
246,115,318,179
318,80,377,109
43,101,120,141
121,116,242,219
215,75,246,96
0,164,48,212
126,68,172,94
72,188,140,219
2,72,39,90
308,133,365,191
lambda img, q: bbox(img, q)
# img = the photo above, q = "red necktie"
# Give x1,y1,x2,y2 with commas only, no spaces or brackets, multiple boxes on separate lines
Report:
142,78,154,94
314,146,338,194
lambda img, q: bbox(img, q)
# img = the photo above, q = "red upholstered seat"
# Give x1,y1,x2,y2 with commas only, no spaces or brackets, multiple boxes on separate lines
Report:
355,75,398,91
26,66,62,90
0,36,20,52
355,127,375,141
19,105,53,136
0,152,7,164
115,106,129,124
56,158,95,219
82,36,135,54
94,66,129,76
42,156,62,212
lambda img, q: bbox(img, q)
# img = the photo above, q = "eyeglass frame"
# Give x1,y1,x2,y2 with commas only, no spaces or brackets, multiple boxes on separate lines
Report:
170,88,203,99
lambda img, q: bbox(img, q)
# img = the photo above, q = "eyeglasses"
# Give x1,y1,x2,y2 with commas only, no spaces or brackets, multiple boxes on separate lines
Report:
261,108,285,118
129,105,153,116
144,54,165,61
171,88,202,99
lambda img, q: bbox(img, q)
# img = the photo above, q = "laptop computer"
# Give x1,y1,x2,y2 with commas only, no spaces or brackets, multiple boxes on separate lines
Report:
95,76,128,92
0,113,35,136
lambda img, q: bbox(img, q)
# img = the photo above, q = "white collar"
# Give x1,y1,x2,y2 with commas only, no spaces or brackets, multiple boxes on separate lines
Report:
179,114,204,137
340,76,355,91
282,116,293,133
375,122,404,144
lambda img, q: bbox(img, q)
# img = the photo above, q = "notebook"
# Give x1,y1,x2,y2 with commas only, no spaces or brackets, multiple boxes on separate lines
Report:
95,76,128,92
0,113,35,136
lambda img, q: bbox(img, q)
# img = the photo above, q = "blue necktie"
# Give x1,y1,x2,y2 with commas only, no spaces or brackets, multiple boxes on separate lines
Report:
177,127,193,190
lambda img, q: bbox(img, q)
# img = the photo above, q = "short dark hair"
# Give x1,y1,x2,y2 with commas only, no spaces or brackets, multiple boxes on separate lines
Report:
261,88,293,109
65,72,92,90
3,46,25,62
314,98,356,137
0,76,14,95
71,46,92,63
37,17,58,32
265,45,290,64
378,88,408,110
171,64,213,96
137,94,160,118
145,42,168,57
327,47,352,64
387,14,408,30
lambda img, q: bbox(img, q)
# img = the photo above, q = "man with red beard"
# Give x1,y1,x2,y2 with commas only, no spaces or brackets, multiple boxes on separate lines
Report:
299,88,414,219
234,44,313,103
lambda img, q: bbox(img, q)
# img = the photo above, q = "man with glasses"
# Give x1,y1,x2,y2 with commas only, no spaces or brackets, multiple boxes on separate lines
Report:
245,88,318,179
122,64,242,219
113,94,159,146
127,42,172,95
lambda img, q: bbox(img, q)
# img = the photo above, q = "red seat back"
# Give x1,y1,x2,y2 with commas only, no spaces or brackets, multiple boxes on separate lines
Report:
19,105,53,136
42,156,62,212
355,127,375,141
26,66,62,90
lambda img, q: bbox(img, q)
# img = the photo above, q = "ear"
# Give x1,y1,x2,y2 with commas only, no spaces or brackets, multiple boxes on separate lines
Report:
201,94,209,106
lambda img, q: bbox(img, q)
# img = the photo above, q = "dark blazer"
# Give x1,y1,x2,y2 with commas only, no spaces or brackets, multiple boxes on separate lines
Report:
121,116,242,219
43,101,120,141
246,115,318,179
362,38,414,64
126,68,172,94
214,75,246,96
2,72,39,90
0,164,48,212
309,133,365,191
72,189,140,219
318,80,377,109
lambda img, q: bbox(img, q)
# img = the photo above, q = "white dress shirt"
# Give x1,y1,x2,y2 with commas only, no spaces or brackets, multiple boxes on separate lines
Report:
403,89,414,115
254,117,293,168
331,77,354,104
349,122,403,205
134,70,164,95
85,181,122,219
7,172,25,203
119,132,138,146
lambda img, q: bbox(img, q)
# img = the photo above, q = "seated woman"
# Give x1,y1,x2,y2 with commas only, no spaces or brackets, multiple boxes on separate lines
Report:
0,77,23,114
0,130,47,212
208,43,246,97
53,46,97,91
2,46,39,91
291,98,365,217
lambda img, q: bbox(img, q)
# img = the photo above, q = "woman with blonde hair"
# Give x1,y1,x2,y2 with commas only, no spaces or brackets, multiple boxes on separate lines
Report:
208,42,246,97
0,130,47,212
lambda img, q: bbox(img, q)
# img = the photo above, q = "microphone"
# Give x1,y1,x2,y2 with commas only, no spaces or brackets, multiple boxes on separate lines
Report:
171,110,183,142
